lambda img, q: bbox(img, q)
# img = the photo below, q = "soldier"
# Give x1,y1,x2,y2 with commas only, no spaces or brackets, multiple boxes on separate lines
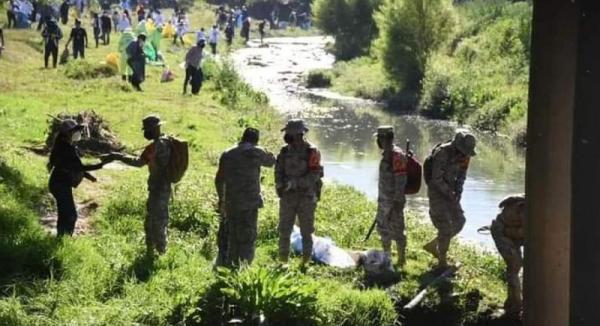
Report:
491,195,524,319
374,126,408,266
423,131,476,268
104,115,172,256
214,128,276,267
275,119,323,265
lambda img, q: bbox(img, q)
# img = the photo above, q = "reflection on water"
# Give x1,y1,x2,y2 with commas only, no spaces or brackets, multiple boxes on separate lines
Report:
233,37,525,248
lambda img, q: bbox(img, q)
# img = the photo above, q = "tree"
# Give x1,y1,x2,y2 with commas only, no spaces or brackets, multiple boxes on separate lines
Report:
374,0,455,90
313,0,382,60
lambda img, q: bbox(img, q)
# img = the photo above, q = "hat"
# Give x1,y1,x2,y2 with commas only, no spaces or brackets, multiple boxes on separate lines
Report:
453,132,477,157
142,115,163,130
374,125,394,138
60,119,84,135
281,119,308,135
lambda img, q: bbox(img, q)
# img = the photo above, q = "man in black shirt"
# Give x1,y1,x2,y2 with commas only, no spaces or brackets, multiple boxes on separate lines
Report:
65,19,88,59
101,11,112,45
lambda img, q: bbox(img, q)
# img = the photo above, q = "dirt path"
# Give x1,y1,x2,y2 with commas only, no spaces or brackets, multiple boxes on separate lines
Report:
41,199,99,236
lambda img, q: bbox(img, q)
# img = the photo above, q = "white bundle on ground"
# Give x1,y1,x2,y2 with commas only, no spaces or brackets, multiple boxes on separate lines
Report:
290,226,356,268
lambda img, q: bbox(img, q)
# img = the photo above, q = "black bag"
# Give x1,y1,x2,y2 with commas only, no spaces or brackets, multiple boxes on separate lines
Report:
423,142,445,185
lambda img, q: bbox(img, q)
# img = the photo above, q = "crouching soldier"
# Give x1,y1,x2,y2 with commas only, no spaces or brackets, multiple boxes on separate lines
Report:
491,195,525,319
276,119,323,266
374,126,408,267
214,127,276,267
423,131,477,268
104,115,172,256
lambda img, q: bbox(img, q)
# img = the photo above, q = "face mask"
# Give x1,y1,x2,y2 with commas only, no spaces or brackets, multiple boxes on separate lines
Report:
143,130,153,140
72,131,82,142
284,133,294,144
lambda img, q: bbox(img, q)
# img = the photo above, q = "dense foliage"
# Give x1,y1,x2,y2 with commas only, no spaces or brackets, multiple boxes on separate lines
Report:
374,0,456,90
313,0,382,60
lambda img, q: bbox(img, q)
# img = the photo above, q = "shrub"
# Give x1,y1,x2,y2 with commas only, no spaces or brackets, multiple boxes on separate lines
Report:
306,70,333,88
64,60,118,80
313,0,383,60
204,267,322,325
375,0,456,90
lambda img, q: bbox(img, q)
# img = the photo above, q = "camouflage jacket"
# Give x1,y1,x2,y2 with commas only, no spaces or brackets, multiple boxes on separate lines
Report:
215,142,276,210
275,141,323,199
429,142,469,200
140,136,172,192
378,145,408,204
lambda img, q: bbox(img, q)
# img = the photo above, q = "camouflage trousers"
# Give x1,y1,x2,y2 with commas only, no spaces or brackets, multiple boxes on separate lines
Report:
278,194,317,260
216,215,229,267
491,219,523,316
376,200,406,253
146,188,171,254
428,189,466,259
227,207,259,267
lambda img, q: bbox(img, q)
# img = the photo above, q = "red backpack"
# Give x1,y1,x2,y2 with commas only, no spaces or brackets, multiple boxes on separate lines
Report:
405,141,422,195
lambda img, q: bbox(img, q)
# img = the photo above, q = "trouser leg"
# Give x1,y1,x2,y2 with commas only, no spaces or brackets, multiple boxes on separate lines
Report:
216,215,228,266
228,208,258,266
278,196,297,262
297,196,316,262
51,46,58,68
52,184,77,236
146,189,170,254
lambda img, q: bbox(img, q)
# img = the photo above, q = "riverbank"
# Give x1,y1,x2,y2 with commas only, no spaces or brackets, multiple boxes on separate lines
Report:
1,10,512,326
308,0,531,147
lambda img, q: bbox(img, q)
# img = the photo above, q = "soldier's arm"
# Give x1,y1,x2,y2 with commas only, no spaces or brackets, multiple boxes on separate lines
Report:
259,147,276,167
455,158,470,197
299,147,323,189
274,149,286,195
430,149,454,199
117,154,146,167
215,154,225,203
392,150,408,203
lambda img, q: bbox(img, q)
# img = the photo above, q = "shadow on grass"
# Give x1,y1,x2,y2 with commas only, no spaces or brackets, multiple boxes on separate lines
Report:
0,159,60,290
128,252,157,283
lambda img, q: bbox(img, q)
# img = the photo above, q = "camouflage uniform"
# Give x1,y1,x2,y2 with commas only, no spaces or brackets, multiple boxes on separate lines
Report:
117,115,172,255
215,139,276,266
141,136,172,254
375,126,408,264
491,195,524,317
275,120,323,262
425,132,476,266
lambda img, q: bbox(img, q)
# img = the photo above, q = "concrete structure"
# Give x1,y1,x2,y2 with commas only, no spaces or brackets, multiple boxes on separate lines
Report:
525,1,600,325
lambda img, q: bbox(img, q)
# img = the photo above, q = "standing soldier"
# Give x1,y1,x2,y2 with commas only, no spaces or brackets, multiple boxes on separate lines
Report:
374,126,408,267
275,119,323,266
214,128,276,267
423,131,476,268
106,115,172,257
491,195,524,319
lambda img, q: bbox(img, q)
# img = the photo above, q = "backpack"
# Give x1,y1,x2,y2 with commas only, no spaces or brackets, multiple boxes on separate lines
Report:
167,136,189,183
405,150,422,195
423,142,446,185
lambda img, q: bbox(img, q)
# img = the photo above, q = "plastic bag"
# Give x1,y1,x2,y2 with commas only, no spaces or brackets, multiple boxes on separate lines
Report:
106,52,119,69
290,226,356,268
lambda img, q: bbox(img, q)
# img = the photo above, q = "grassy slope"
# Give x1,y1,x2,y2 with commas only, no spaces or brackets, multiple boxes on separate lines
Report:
0,4,508,326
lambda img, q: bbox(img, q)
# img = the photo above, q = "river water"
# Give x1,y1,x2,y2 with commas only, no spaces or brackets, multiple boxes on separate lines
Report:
233,37,525,248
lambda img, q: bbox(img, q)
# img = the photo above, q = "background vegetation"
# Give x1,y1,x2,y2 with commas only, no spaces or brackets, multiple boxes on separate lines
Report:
1,3,510,325
311,0,532,142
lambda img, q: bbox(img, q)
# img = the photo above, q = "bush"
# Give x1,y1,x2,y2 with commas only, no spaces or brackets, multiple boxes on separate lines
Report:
64,60,118,80
320,288,397,326
306,70,333,88
201,267,322,325
375,0,456,90
313,0,383,60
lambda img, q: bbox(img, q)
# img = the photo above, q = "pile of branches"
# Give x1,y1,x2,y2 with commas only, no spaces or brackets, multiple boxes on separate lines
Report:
45,111,125,155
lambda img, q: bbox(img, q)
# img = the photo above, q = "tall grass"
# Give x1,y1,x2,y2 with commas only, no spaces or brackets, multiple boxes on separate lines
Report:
0,3,508,325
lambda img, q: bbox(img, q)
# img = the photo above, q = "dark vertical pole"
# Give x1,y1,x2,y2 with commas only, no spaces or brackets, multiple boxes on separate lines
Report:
525,0,577,325
571,1,600,325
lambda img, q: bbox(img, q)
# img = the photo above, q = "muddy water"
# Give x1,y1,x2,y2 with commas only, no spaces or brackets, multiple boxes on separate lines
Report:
233,37,525,248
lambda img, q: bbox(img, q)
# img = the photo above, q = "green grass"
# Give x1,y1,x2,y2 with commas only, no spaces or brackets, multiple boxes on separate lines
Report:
0,4,509,325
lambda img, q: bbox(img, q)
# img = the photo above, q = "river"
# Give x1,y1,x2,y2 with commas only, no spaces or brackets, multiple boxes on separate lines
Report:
232,37,525,248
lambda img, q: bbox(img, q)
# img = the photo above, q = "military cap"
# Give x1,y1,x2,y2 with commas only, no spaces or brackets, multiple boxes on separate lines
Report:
453,131,477,157
281,119,308,135
374,125,394,138
142,115,163,130
60,119,84,135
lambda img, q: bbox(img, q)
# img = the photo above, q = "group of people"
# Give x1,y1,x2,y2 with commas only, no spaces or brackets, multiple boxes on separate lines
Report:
48,113,523,318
